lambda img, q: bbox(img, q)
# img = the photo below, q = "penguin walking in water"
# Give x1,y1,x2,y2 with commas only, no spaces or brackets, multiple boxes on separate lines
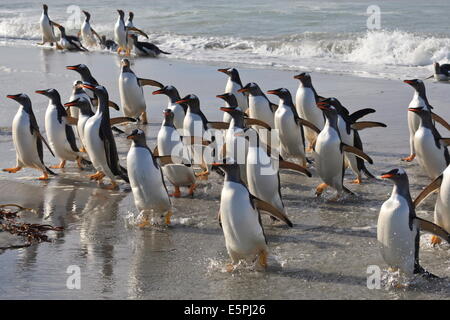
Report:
81,83,129,189
118,58,163,124
156,109,196,198
218,68,248,122
3,93,56,180
152,85,187,131
238,82,275,146
36,88,87,169
242,128,311,219
426,62,450,82
323,97,385,184
314,101,373,199
402,79,450,162
213,161,292,271
378,168,450,278
56,25,88,52
408,106,450,180
128,34,171,57
114,10,148,56
127,129,172,227
38,4,62,48
267,88,320,167
294,73,325,151
80,10,101,47
415,163,450,245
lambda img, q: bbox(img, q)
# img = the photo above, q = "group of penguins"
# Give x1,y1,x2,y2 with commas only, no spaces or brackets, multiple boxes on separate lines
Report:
39,4,170,57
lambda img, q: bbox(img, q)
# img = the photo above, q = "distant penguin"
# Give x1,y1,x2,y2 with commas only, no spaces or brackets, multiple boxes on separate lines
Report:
114,9,148,56
80,10,101,47
118,58,163,124
152,85,187,130
128,34,171,57
56,25,88,52
408,106,449,180
157,109,196,197
218,68,248,122
38,4,61,48
82,83,129,189
431,62,450,81
378,168,450,278
36,88,87,169
213,162,292,271
294,72,325,151
3,93,56,180
314,101,373,199
127,129,172,226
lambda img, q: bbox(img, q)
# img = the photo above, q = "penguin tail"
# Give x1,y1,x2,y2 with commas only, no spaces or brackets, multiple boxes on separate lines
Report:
45,166,57,176
81,158,92,166
414,263,439,279
361,165,376,179
343,186,355,196
119,165,129,183
159,50,171,55
111,126,125,134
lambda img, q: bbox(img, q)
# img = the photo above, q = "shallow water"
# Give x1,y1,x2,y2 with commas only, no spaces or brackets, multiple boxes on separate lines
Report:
1,46,450,299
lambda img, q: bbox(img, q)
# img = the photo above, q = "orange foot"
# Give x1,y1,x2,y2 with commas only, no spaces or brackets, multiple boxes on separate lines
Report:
80,147,87,153
350,177,362,184
188,184,197,197
138,217,150,228
165,211,173,225
3,166,22,173
38,172,49,180
258,250,268,269
104,181,118,190
401,154,415,162
89,171,105,181
315,183,328,197
431,235,442,246
226,263,234,272
169,186,181,198
50,160,66,169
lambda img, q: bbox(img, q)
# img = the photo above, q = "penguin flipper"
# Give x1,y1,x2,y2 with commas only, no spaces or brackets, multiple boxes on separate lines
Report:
109,117,137,125
279,160,311,177
45,166,57,176
296,118,321,134
416,217,450,243
348,108,376,122
414,174,443,208
127,26,148,39
439,138,450,147
208,121,230,130
35,130,55,157
251,196,293,227
108,100,120,111
245,118,271,130
269,102,278,112
65,124,80,152
153,146,159,156
138,78,164,89
341,143,373,164
351,121,387,131
431,112,450,131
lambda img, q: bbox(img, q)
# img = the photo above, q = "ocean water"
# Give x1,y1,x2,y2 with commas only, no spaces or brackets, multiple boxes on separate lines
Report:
1,0,450,80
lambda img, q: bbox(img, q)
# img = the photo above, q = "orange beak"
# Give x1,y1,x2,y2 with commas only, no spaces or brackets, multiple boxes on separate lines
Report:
237,88,249,93
175,99,189,104
217,68,229,74
66,66,78,70
380,173,394,179
126,135,136,140
64,101,77,107
266,90,278,95
408,108,419,113
317,102,329,110
403,80,414,85
82,84,95,90
220,107,234,112
35,90,47,94
293,74,305,80
152,89,164,95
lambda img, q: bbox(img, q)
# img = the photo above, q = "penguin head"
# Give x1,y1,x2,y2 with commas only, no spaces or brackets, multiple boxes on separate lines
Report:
82,10,91,21
293,72,312,86
176,94,199,109
43,4,48,13
267,88,291,101
380,168,408,183
66,64,89,75
121,58,131,69
153,85,179,100
82,82,107,99
56,25,65,34
211,159,240,180
35,88,61,102
127,129,146,145
128,12,134,22
218,68,242,85
321,97,345,114
408,106,429,119
6,93,31,108
72,80,82,88
403,79,424,92
216,93,238,108
64,96,91,112
434,62,441,73
238,82,260,95
163,108,175,124
317,101,338,120
117,9,125,19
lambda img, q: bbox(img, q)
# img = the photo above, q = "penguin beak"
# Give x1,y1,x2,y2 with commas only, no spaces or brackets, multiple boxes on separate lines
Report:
126,134,136,140
220,107,234,113
237,88,249,93
82,84,96,90
408,108,420,113
217,68,230,74
317,101,330,110
293,74,305,80
64,100,79,107
152,89,165,95
66,65,79,70
175,99,189,104
216,94,228,100
380,173,394,179
266,89,280,95
403,80,414,85
35,90,47,95
6,94,20,100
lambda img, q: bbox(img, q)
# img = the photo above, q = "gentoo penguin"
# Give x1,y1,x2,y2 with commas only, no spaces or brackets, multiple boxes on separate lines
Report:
100,35,118,51
128,34,171,57
238,82,275,146
82,83,129,189
80,10,101,47
242,128,311,218
402,79,450,162
378,168,450,277
314,101,373,199
152,85,187,130
156,109,196,197
125,12,135,53
127,129,172,226
56,25,88,52
267,88,319,167
408,107,449,179
38,4,62,48
114,10,148,56
36,88,87,169
213,161,292,270
118,58,163,124
218,68,248,122
67,80,92,119
293,73,325,151
323,97,384,184
3,93,56,180
427,62,450,81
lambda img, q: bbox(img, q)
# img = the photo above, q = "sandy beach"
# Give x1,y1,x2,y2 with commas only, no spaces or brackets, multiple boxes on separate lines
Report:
1,44,450,299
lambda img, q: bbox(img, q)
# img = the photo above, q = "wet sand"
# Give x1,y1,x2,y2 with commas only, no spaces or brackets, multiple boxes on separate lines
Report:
1,45,450,299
